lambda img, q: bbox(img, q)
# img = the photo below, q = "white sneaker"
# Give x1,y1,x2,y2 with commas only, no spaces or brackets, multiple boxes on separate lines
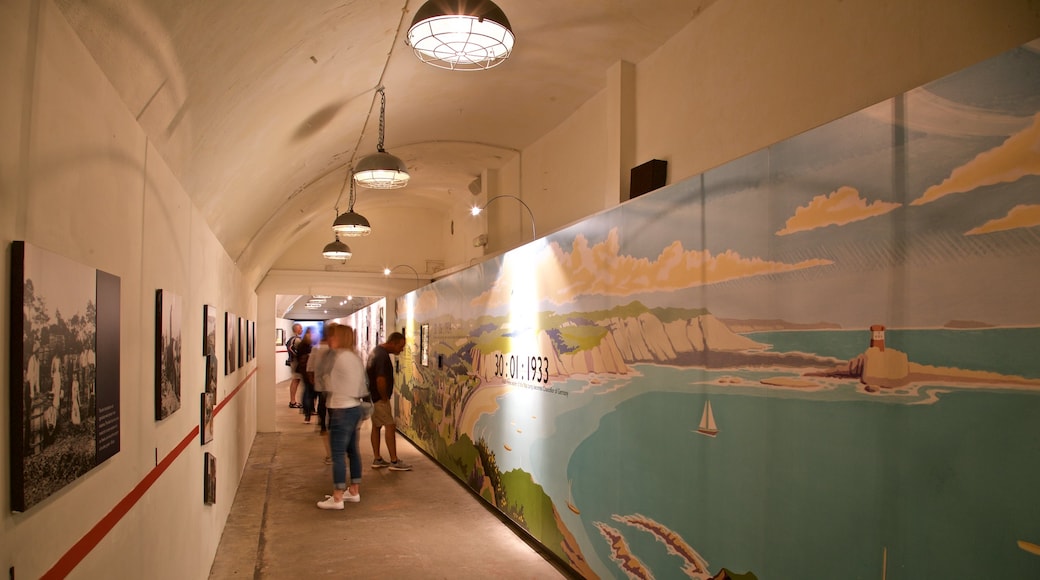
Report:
344,490,361,503
316,495,344,510
389,460,412,471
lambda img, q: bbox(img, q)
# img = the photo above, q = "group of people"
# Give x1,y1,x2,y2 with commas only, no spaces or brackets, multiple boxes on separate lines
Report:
284,323,411,510
25,339,94,452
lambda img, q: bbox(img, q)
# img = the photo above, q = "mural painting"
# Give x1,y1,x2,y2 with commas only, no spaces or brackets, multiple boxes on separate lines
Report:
395,40,1040,579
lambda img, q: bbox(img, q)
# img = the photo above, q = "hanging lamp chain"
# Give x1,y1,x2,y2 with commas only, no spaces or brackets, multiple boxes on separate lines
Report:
376,87,386,153
333,164,353,214
348,172,358,211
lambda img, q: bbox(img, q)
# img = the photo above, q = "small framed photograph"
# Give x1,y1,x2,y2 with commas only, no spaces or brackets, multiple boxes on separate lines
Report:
202,304,216,356
203,452,216,505
200,392,215,445
205,354,218,395
155,289,182,421
276,328,285,346
224,312,236,375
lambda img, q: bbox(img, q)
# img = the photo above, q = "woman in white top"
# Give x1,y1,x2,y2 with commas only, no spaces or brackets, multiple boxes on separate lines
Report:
316,325,367,510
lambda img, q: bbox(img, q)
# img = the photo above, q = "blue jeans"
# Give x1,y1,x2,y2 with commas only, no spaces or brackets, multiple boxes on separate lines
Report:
328,407,362,489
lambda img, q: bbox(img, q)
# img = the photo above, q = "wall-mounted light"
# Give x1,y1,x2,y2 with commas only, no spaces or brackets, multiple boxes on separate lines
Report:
333,170,371,236
471,194,536,241
322,235,352,261
383,264,422,289
354,87,409,189
407,0,514,71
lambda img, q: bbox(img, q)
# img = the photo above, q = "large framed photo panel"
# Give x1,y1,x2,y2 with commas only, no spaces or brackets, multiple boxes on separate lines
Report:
155,289,182,420
9,241,121,512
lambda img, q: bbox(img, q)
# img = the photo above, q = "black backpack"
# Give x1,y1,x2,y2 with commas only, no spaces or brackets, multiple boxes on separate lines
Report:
284,335,299,366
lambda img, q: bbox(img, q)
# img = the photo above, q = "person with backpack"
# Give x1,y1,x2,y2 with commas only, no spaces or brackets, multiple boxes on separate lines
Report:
286,323,303,408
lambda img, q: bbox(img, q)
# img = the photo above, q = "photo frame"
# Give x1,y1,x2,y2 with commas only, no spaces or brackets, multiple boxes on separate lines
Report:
250,321,256,361
275,328,285,346
9,241,121,512
237,317,244,368
203,452,216,505
205,354,218,395
202,304,216,356
155,289,182,421
200,391,214,445
224,312,236,375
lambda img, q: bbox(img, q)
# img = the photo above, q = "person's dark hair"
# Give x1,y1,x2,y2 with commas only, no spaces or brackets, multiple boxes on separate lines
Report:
387,332,405,343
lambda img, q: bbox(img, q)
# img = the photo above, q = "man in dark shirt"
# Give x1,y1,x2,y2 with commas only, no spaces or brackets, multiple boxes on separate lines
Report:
366,332,410,470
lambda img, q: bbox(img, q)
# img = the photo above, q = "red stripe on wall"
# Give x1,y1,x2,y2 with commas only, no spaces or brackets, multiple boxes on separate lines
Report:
41,367,258,579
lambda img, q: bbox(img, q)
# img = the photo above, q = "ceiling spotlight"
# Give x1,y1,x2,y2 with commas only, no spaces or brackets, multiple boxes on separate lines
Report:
407,0,514,71
322,235,352,261
354,87,409,189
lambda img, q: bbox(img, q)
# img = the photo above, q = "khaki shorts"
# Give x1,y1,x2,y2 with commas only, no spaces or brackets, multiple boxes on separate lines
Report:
371,399,395,428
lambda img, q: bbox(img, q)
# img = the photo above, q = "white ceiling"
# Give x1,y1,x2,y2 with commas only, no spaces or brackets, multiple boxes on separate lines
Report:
55,0,714,283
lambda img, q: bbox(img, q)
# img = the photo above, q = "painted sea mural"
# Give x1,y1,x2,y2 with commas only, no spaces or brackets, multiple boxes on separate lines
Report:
393,39,1040,579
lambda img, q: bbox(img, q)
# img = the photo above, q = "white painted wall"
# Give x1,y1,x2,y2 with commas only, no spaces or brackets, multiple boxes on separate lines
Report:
1,2,256,578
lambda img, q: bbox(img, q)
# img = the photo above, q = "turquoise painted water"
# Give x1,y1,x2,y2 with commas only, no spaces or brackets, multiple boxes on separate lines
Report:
471,329,1040,579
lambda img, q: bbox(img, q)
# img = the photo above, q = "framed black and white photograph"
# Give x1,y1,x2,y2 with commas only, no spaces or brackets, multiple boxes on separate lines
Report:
202,304,216,356
203,452,216,505
205,354,218,395
244,319,252,362
224,312,236,375
276,328,285,346
200,391,215,445
155,289,182,421
9,241,121,512
237,316,244,368
250,320,256,361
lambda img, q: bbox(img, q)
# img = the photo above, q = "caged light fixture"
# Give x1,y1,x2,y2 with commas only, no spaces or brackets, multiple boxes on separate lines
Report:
333,168,371,236
407,0,514,71
354,87,410,189
322,228,353,261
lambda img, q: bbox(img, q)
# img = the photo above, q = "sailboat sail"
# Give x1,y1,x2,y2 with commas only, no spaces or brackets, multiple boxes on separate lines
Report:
695,400,719,437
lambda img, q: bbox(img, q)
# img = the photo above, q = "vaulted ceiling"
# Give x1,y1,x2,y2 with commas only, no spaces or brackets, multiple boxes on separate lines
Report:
54,0,713,285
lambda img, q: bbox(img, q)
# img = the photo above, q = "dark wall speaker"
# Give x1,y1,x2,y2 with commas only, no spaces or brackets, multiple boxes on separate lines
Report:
630,159,667,199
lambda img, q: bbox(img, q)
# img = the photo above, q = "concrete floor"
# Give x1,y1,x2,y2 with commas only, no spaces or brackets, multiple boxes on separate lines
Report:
209,382,570,579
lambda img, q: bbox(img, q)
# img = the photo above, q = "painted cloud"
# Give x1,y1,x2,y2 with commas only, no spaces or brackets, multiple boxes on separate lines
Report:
471,228,833,309
912,112,1040,206
776,186,901,235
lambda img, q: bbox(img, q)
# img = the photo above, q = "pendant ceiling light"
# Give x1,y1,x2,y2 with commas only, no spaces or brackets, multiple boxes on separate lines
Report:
333,170,371,236
354,87,409,189
322,234,352,261
407,0,514,71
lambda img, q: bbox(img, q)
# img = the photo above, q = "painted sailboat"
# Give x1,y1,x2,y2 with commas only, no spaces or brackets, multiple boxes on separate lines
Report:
695,399,719,437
